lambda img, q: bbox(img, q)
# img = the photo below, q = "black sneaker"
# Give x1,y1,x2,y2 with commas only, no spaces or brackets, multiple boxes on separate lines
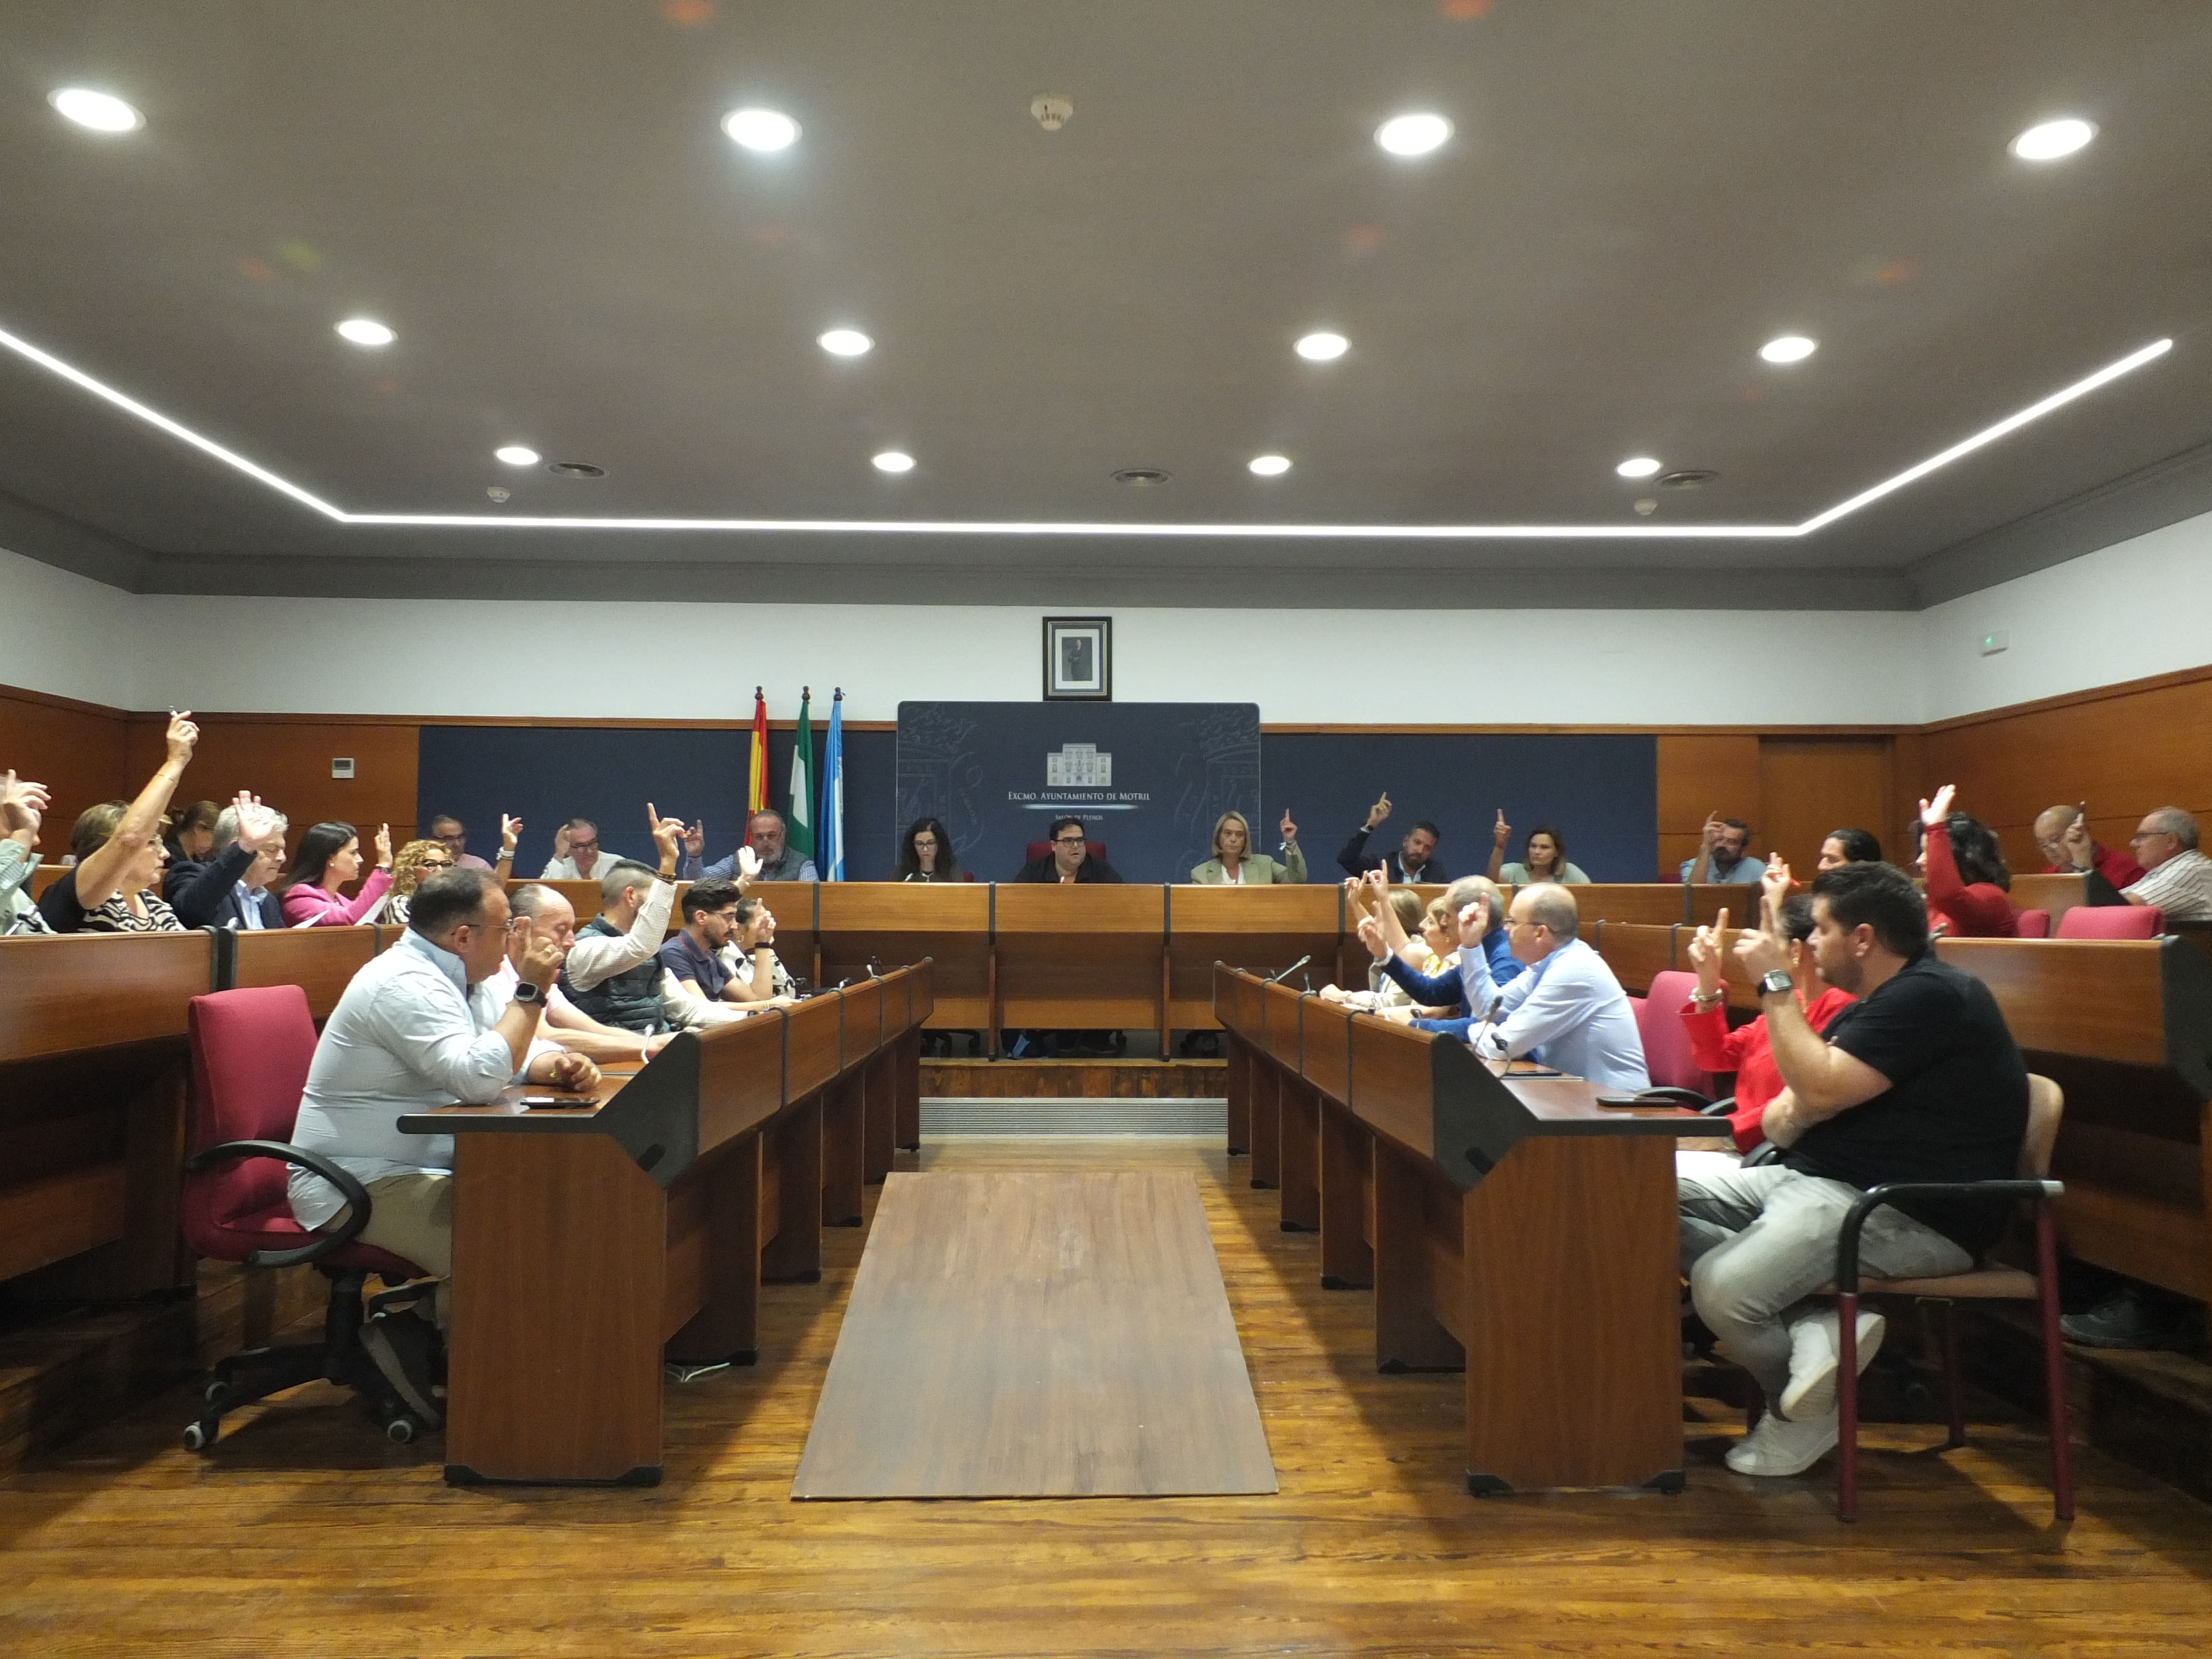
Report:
2060,1286,2198,1351
361,1309,445,1428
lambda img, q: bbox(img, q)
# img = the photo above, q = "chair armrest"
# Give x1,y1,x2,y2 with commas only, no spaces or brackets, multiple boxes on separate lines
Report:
1697,1095,1739,1117
185,1139,375,1269
1741,1141,1782,1168
1635,1087,1712,1108
1835,1179,2063,1292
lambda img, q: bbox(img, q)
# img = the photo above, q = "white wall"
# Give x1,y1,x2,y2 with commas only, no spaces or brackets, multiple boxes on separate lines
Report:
1917,507,2212,722
0,547,139,707
10,519,2210,726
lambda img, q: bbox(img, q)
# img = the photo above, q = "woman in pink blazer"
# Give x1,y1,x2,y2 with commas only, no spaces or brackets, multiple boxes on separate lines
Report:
275,821,395,926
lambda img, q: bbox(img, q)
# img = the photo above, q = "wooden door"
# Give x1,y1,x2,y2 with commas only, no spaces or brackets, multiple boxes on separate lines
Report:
1756,738,1895,879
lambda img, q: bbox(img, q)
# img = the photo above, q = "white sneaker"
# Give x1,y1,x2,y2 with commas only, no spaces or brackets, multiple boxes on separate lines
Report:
1778,1306,1886,1423
1726,1406,1840,1477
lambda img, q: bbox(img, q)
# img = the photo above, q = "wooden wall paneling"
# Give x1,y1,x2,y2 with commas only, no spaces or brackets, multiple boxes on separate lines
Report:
1654,734,1761,881
1756,737,1895,878
994,886,1165,1030
1916,672,2212,876
0,686,130,837
126,714,422,852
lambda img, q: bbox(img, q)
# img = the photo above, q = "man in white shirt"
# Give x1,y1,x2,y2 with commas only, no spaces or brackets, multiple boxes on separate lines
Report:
493,883,684,1063
2116,807,2212,922
540,817,607,880
1442,884,1648,1090
289,870,601,1352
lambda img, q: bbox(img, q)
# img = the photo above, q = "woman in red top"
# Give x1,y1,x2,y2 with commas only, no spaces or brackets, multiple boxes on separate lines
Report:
1914,783,2016,937
1679,868,1853,1154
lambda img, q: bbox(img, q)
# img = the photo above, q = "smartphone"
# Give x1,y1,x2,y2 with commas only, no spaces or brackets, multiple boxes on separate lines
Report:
1594,1093,1645,1108
518,1095,582,1109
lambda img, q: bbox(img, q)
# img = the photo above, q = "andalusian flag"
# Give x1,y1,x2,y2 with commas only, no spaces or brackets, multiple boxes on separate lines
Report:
786,688,816,860
745,687,769,836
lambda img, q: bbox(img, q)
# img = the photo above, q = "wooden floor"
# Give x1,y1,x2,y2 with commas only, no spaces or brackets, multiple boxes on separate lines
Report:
794,1171,1275,1498
5,1138,2212,1657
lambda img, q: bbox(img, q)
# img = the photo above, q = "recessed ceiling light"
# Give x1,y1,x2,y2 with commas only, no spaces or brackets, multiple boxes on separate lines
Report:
49,88,143,133
1112,468,1170,487
817,328,873,357
1294,332,1348,362
1375,113,1451,156
494,445,540,467
1615,456,1662,479
2010,118,2095,162
335,319,396,347
546,461,606,479
872,451,915,473
1760,335,1817,364
1248,454,1292,476
722,107,800,152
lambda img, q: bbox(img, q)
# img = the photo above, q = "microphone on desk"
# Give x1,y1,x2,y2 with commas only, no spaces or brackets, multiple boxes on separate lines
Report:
1267,954,1312,985
1470,992,1505,1061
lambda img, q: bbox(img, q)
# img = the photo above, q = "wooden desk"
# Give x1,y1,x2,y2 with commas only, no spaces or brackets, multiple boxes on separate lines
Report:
0,931,212,1297
1167,885,1339,1034
994,885,1166,1038
818,882,992,1031
400,962,933,1486
1217,966,1729,1494
1937,937,2212,1303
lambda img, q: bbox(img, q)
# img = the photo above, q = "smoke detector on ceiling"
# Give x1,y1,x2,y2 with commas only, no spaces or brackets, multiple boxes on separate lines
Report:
1031,95,1073,132
486,486,510,502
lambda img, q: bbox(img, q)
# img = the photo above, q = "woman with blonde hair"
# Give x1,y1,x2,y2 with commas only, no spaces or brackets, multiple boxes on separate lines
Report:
375,838,456,927
1190,808,1306,884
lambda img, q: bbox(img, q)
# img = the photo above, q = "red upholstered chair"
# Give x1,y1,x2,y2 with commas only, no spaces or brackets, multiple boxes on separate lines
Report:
2056,904,2162,939
1025,840,1108,864
2012,909,2051,938
1629,969,1717,1105
182,985,434,1449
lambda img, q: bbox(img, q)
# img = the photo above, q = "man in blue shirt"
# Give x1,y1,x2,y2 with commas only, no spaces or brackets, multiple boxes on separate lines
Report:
1682,810,1763,885
659,876,743,1004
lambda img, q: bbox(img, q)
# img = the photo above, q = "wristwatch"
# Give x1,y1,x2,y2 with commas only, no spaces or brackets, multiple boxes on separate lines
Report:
512,979,546,1006
1757,969,1794,999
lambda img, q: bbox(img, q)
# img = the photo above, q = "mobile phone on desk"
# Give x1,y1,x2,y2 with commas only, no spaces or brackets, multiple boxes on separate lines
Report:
1594,1093,1645,1108
518,1095,584,1109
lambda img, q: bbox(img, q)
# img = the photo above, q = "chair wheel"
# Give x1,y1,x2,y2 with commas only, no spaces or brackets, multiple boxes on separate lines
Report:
182,1421,213,1452
202,1379,229,1406
385,1415,418,1444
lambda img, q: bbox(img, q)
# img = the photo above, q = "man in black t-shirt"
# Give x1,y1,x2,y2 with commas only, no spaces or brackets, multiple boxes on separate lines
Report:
1679,861,2027,1480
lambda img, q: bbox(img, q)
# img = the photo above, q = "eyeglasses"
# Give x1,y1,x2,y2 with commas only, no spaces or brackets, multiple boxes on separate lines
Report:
419,859,453,871
1053,836,1088,848
567,839,599,854
2130,830,2173,844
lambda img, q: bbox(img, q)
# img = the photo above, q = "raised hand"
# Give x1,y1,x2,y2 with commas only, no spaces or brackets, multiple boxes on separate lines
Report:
1493,808,1511,849
232,790,278,846
519,921,566,989
736,843,763,883
1356,912,1389,960
1,772,51,836
1366,791,1392,831
683,818,706,857
1279,807,1297,844
648,803,685,868
500,813,523,854
1363,865,1391,900
1687,906,1729,997
552,822,572,858
1919,784,1957,829
1759,855,1792,929
1455,893,1490,940
2060,814,2094,869
164,711,199,766
1700,808,1728,849
1732,921,1791,984
373,823,393,868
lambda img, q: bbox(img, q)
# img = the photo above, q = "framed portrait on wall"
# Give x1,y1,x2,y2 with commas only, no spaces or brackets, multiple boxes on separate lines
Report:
1042,615,1112,701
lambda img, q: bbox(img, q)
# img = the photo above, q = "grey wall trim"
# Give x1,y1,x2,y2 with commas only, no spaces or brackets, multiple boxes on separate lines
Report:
129,551,1917,611
0,489,156,592
1906,436,2212,608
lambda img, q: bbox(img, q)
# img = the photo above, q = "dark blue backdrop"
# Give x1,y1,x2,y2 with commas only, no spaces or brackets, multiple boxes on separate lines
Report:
418,726,1655,883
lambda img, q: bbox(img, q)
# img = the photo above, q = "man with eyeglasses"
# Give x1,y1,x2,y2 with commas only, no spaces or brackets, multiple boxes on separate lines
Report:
542,817,608,880
2070,806,2212,922
1013,816,1124,885
1454,884,1647,1090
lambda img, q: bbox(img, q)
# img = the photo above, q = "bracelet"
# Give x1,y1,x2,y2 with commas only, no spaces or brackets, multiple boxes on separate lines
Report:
1690,988,1724,1008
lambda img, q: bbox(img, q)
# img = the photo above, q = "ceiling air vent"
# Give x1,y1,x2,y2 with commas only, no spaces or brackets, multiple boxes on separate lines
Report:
1658,469,1718,489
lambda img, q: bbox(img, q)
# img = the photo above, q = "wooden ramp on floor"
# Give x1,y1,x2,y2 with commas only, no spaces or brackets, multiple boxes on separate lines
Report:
792,1171,1276,1499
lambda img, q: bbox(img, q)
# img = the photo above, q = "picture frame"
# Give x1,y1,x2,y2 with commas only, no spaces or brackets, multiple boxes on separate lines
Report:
1042,615,1113,701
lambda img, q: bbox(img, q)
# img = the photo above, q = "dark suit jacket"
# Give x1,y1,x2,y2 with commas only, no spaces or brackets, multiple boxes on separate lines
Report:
164,844,269,928
1012,853,1124,884
1333,825,1446,883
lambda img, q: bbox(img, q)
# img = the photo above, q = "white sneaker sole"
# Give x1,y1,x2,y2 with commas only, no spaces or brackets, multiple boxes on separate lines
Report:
1778,1311,1887,1423
1725,1416,1840,1478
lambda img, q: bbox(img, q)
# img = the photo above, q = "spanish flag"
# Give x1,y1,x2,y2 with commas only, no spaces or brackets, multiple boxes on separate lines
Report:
745,687,769,841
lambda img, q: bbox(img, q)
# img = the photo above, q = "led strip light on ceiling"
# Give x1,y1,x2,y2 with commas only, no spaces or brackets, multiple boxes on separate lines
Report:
0,324,2172,541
